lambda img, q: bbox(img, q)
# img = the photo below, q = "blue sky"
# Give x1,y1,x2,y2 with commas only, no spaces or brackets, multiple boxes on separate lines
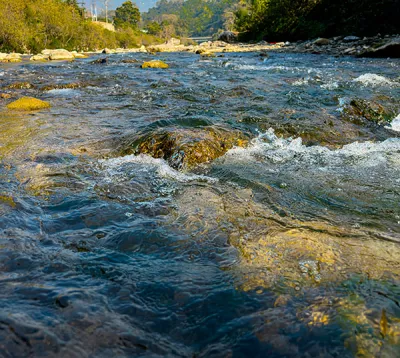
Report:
84,1,158,12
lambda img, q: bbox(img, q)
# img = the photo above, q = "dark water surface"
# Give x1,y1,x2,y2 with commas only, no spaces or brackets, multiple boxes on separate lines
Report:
0,52,400,357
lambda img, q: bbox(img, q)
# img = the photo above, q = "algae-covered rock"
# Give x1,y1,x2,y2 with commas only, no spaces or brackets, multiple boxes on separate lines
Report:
91,57,108,64
40,83,83,91
120,126,249,170
6,82,34,90
6,97,51,111
141,60,169,69
343,98,397,125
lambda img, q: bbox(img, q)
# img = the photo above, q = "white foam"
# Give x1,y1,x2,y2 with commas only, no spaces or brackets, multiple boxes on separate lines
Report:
224,128,400,167
99,154,217,183
292,78,309,86
385,114,400,132
321,81,339,90
47,88,80,96
353,73,397,87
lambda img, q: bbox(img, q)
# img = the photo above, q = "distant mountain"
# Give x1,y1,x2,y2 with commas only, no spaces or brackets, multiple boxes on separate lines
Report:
84,1,158,13
142,0,239,36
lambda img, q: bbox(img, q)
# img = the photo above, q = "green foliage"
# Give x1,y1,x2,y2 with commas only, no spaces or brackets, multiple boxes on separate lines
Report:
235,0,400,41
146,21,162,35
114,1,141,29
0,0,159,53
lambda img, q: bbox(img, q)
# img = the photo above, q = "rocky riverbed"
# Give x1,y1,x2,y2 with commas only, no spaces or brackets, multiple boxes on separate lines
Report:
0,47,400,357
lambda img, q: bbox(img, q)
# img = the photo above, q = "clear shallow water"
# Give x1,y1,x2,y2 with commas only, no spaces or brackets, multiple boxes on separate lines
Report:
0,52,400,357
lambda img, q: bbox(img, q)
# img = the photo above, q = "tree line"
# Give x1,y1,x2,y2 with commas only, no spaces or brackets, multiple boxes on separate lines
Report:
0,0,159,53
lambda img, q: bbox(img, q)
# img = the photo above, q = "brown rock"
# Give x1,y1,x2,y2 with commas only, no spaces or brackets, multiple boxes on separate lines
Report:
119,126,249,170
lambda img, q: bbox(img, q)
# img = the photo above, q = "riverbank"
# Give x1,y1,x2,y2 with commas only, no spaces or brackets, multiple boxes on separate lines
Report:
1,34,398,63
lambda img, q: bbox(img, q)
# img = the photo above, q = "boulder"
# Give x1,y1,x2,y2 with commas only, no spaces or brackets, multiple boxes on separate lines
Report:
40,83,82,91
0,93,12,99
102,48,112,54
359,39,400,58
121,59,139,63
166,38,181,46
141,60,169,69
73,53,88,59
0,53,22,63
314,38,330,46
217,31,237,44
6,97,51,111
30,54,50,61
119,126,249,170
343,36,361,42
44,49,74,61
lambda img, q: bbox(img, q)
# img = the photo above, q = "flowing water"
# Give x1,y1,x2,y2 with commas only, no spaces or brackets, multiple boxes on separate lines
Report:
0,52,400,357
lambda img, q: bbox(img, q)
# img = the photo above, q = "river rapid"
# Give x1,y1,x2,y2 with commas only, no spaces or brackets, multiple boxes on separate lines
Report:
0,52,400,357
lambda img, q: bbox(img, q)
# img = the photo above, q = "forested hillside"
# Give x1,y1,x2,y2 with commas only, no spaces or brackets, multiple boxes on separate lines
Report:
235,0,400,41
142,0,239,37
143,0,399,40
0,0,159,53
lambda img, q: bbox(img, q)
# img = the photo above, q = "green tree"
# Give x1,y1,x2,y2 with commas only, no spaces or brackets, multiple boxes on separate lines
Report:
146,21,162,35
114,1,141,29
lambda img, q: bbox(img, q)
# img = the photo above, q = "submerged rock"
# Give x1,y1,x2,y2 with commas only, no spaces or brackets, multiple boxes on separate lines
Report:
119,126,249,170
91,57,108,64
343,36,361,42
6,97,51,111
141,60,169,69
121,59,139,63
40,83,83,91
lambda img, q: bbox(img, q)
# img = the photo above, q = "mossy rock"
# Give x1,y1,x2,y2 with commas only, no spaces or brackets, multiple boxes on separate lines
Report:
40,83,82,91
343,98,397,125
6,97,51,111
141,60,169,69
200,51,216,58
6,82,34,90
120,126,249,170
0,194,16,208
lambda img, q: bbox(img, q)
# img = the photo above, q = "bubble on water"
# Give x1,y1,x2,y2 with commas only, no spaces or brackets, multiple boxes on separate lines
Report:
320,81,339,90
222,128,400,170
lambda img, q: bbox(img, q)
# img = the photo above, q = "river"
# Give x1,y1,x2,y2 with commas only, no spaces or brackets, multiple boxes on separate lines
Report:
0,51,400,357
